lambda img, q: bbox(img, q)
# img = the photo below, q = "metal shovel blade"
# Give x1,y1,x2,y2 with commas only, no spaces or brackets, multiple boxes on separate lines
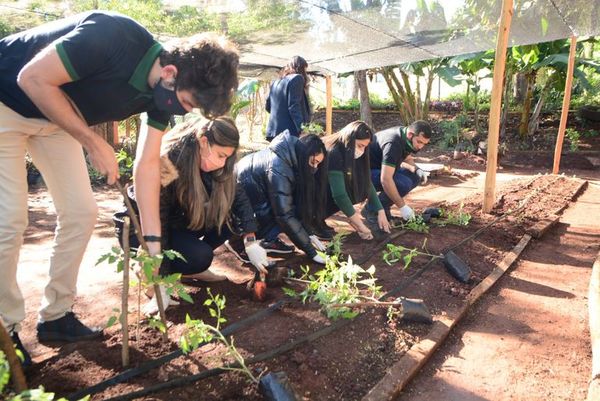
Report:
443,250,471,283
396,297,433,324
259,371,299,401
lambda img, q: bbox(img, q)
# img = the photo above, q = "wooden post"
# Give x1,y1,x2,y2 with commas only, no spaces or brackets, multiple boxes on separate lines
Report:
112,121,119,146
326,75,333,135
553,35,578,174
482,0,514,213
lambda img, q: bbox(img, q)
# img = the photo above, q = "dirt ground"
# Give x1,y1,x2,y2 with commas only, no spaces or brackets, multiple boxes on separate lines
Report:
399,182,600,401
12,111,600,401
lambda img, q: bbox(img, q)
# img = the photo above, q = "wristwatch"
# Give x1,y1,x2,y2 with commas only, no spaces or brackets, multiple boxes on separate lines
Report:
243,235,257,245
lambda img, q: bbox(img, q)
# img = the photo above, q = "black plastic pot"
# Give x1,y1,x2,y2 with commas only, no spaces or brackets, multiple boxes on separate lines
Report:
266,265,289,287
443,250,471,283
259,371,299,401
423,207,442,218
396,297,432,324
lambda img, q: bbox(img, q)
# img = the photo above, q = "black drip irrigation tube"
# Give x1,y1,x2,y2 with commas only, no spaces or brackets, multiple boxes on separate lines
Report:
67,300,286,401
85,176,557,401
98,207,521,401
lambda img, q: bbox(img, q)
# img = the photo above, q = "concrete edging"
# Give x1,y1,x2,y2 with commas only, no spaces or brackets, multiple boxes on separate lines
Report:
587,249,600,401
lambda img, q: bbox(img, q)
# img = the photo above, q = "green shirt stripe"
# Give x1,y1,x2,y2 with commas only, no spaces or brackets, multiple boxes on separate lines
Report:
55,42,80,81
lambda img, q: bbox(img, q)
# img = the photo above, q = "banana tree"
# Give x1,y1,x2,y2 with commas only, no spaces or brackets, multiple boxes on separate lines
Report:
511,44,542,137
379,58,460,124
450,50,494,133
527,42,600,135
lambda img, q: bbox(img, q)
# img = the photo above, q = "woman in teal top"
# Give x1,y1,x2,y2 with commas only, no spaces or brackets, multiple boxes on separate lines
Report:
323,121,391,239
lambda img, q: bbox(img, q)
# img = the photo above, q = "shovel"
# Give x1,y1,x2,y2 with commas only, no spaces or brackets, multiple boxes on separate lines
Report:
249,262,285,302
442,250,471,283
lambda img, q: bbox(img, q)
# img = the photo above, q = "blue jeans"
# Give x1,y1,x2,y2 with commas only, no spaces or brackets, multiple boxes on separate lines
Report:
368,168,420,214
259,223,281,242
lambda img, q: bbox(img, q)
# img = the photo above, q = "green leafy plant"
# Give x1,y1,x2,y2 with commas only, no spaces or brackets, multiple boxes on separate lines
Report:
565,128,581,151
435,204,472,227
301,122,325,136
97,243,189,366
180,289,259,384
383,240,441,270
326,231,349,258
283,254,382,320
400,215,429,233
116,147,134,182
97,247,191,324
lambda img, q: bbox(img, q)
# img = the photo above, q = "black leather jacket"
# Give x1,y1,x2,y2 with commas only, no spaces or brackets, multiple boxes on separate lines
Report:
236,131,316,257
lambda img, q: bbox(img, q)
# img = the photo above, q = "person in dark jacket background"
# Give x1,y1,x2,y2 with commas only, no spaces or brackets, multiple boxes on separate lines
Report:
323,121,391,239
116,116,268,314
235,131,328,264
265,56,311,141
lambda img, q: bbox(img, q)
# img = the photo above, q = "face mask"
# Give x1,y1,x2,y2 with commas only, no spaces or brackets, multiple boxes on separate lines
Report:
310,165,318,175
354,148,364,159
201,142,223,172
153,79,187,115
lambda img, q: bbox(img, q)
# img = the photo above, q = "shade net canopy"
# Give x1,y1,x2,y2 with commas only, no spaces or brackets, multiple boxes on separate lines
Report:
195,0,600,76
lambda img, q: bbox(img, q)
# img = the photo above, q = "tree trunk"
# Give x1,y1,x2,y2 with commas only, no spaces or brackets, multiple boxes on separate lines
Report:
415,76,423,120
381,68,409,124
527,81,551,135
355,70,373,128
514,72,528,103
424,69,435,119
400,70,417,120
351,74,359,100
519,72,535,137
92,122,116,148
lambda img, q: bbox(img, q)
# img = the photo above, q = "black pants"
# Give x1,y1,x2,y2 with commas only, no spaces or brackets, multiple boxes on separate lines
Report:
114,211,231,276
167,226,231,275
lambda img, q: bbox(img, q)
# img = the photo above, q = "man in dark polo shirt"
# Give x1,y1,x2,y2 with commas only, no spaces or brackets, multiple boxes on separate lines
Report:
0,11,239,366
363,120,432,224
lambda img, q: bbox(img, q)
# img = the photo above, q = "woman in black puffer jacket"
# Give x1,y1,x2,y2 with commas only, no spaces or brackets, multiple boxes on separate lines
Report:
236,131,328,264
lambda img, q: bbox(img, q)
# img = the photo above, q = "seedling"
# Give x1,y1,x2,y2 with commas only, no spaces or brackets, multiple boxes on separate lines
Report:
283,254,382,320
326,231,349,258
180,289,259,384
435,203,472,227
383,239,440,270
97,217,189,367
399,215,429,233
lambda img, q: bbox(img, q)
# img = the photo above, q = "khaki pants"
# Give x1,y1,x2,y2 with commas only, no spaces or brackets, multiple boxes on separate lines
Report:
0,102,97,331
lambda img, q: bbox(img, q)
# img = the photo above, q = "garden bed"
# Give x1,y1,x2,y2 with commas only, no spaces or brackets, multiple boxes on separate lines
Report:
25,174,586,401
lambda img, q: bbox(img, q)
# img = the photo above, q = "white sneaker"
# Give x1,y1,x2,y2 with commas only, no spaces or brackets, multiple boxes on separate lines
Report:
190,269,228,282
142,285,180,316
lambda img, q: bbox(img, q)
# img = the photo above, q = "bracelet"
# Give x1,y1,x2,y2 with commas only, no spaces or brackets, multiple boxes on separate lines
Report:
143,235,162,243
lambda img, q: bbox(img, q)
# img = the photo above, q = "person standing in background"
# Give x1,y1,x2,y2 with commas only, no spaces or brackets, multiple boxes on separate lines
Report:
265,56,311,141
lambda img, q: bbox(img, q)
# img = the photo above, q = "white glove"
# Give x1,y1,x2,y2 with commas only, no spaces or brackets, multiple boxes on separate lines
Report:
312,254,326,264
245,242,269,275
415,168,430,185
400,205,415,221
309,235,327,252
357,229,373,240
142,284,180,316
